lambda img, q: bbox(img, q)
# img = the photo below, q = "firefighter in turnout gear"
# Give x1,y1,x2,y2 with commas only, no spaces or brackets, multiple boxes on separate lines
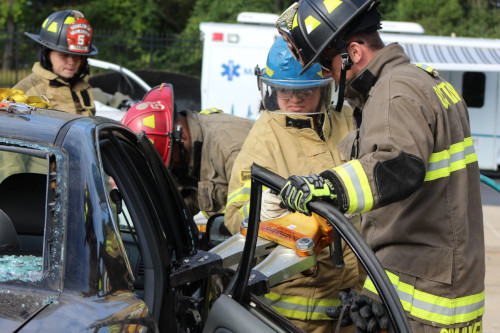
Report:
225,36,365,333
14,10,98,116
123,84,254,219
276,0,485,332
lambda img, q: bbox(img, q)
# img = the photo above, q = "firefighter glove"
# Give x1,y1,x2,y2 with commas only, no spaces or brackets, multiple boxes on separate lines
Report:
325,289,358,326
261,188,290,221
350,295,389,333
280,174,336,215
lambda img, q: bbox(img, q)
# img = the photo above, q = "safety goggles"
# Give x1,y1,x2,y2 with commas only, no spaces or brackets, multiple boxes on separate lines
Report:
276,88,316,100
318,41,365,72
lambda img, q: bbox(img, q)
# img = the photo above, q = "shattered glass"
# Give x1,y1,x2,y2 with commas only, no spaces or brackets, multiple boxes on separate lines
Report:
0,255,43,282
0,139,66,287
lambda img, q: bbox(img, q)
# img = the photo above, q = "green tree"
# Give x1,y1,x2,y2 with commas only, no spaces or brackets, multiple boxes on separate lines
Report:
183,0,295,35
395,0,464,36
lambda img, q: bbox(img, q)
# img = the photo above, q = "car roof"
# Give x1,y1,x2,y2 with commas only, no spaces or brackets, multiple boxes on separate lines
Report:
0,106,120,145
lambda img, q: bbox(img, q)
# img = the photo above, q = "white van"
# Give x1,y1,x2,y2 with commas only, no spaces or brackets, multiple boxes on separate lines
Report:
200,13,500,171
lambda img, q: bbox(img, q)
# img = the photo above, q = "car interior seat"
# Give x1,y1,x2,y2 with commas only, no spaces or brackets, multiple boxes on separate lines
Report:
0,208,19,250
0,173,48,251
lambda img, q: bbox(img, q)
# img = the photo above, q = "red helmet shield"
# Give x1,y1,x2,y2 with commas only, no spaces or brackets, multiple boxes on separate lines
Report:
122,100,174,166
67,18,93,54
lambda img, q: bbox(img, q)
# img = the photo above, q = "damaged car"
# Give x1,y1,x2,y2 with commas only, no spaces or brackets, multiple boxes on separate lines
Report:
0,103,301,333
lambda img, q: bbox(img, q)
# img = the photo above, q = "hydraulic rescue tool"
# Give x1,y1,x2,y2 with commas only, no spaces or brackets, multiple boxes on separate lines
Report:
208,163,411,332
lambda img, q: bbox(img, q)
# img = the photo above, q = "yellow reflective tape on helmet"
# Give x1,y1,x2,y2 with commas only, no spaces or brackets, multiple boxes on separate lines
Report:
266,65,275,78
47,22,59,33
333,160,373,214
64,16,76,25
143,114,155,129
263,291,341,320
317,70,324,78
200,107,222,115
292,13,299,29
425,137,477,181
323,0,343,14
364,271,485,326
304,15,321,34
42,18,49,29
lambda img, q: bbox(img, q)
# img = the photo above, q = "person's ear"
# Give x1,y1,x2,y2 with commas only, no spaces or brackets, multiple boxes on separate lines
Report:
348,42,363,64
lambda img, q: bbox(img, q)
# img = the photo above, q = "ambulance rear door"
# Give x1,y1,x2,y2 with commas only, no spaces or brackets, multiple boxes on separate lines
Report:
200,22,278,120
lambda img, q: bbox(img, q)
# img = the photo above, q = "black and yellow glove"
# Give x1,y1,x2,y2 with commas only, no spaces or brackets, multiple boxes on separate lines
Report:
280,174,336,215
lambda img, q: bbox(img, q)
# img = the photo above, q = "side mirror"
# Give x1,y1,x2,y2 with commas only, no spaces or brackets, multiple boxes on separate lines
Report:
206,213,232,249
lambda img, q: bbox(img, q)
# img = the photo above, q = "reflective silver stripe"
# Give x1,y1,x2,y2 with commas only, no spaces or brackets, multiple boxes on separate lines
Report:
465,143,475,157
425,138,477,181
343,163,366,212
427,150,465,172
242,201,249,219
226,185,250,205
365,273,485,325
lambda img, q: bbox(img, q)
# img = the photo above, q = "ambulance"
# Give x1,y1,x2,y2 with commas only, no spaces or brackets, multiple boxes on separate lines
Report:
200,13,500,171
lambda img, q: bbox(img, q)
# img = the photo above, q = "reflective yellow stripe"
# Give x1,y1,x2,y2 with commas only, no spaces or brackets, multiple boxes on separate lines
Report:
263,291,341,320
425,137,477,181
238,201,249,220
333,160,373,214
364,271,485,326
199,107,222,114
416,63,434,74
227,181,251,207
266,66,275,78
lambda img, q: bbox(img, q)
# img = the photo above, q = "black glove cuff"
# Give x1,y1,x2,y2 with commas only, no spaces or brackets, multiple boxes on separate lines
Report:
319,169,348,211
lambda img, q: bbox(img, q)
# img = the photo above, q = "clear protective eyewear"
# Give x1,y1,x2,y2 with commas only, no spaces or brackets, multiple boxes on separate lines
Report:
276,87,316,100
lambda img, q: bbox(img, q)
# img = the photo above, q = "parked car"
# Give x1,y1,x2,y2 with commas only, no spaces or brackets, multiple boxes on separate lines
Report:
88,59,202,122
0,104,299,332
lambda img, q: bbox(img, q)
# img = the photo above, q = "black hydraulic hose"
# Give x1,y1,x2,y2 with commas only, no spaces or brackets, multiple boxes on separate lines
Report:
225,175,263,303
250,163,411,333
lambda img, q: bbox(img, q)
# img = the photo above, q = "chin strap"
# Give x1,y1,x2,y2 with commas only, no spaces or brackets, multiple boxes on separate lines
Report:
170,124,189,169
335,48,353,112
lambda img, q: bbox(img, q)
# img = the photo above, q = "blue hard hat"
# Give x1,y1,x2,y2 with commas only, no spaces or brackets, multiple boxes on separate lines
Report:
261,36,331,88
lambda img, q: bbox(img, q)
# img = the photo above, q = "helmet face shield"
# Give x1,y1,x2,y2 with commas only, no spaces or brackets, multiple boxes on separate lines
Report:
257,35,334,112
258,74,333,112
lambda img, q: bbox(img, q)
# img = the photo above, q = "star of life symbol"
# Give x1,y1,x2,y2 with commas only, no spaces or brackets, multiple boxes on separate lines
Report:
221,60,240,81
